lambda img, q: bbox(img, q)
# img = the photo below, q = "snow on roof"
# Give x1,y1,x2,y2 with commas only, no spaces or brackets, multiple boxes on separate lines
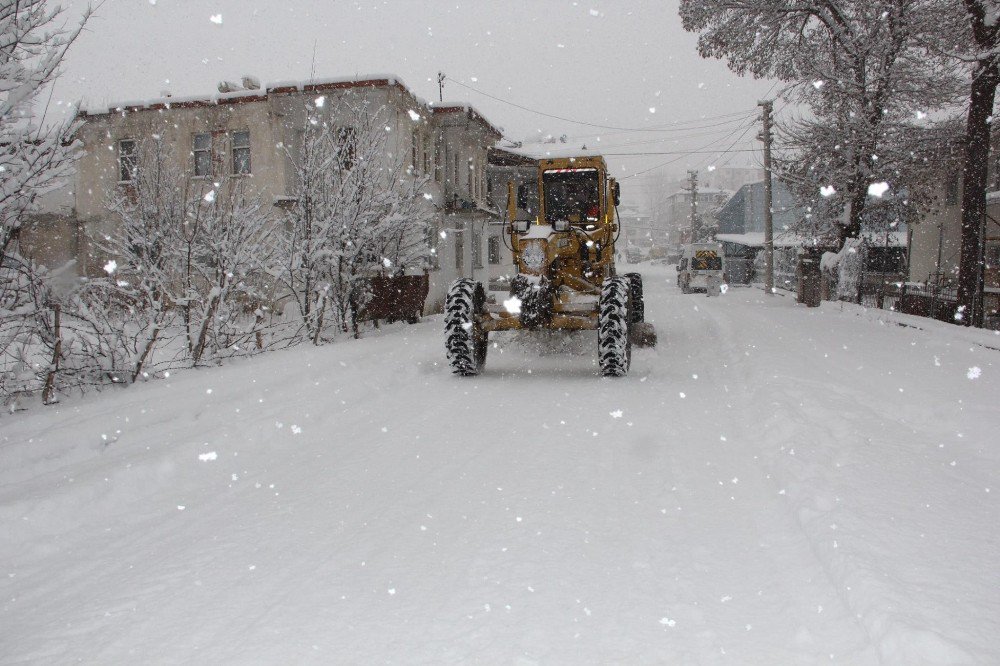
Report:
716,232,805,248
83,73,414,116
430,102,503,138
859,230,908,246
512,145,607,160
267,73,407,93
718,230,906,248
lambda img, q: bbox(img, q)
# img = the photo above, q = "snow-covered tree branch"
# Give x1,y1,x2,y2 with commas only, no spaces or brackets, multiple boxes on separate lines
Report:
679,0,965,246
0,0,91,405
279,98,435,341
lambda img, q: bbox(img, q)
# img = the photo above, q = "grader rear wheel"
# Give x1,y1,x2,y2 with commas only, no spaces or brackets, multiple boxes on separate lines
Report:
623,272,644,323
598,276,631,377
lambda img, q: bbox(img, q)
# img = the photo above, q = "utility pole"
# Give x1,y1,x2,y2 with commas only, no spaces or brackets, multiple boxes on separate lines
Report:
758,99,774,295
437,72,446,102
687,169,700,243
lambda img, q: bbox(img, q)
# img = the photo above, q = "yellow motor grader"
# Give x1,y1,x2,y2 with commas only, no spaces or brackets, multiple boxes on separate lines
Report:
445,154,655,377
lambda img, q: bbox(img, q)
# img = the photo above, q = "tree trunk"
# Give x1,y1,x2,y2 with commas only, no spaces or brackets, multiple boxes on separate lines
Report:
42,303,61,405
132,326,160,383
191,291,222,365
957,59,999,326
956,0,1000,327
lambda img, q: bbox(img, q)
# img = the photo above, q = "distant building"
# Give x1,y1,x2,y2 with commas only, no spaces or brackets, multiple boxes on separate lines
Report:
713,179,807,284
907,161,1000,326
663,187,730,245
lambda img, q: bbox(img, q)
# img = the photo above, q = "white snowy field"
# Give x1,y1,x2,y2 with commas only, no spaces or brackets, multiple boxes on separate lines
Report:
1,265,998,665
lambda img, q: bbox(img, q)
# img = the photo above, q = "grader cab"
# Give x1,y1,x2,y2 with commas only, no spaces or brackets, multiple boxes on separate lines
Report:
444,154,655,377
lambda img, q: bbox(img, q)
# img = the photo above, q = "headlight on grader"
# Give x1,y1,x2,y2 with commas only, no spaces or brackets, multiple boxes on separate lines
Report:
552,218,570,232
521,239,547,274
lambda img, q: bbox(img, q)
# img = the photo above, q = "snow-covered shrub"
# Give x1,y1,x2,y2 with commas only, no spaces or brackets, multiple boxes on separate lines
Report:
0,0,90,405
278,97,435,341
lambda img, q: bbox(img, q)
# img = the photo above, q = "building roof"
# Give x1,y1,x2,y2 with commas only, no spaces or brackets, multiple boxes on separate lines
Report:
487,147,537,166
716,232,808,248
717,230,907,248
81,74,412,116
507,145,609,161
80,75,502,141
430,102,503,139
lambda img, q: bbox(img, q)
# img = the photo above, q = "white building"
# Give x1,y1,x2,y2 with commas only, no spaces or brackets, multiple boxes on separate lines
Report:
23,74,505,315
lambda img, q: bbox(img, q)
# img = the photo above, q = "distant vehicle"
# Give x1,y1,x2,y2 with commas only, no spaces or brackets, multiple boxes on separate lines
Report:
625,245,645,264
677,243,727,294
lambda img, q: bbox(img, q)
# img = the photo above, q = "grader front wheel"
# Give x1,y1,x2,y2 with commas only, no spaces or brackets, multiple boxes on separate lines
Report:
444,278,488,376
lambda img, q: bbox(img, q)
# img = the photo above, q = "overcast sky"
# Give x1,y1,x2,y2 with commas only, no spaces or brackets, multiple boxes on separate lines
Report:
52,0,778,207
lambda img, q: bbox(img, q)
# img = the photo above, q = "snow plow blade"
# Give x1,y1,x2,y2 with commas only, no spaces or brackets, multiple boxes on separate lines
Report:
630,322,657,348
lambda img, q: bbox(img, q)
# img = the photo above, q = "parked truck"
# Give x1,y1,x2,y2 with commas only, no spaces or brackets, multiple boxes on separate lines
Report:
677,242,727,294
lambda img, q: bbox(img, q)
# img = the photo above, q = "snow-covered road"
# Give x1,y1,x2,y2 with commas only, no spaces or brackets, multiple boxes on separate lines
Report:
2,265,998,664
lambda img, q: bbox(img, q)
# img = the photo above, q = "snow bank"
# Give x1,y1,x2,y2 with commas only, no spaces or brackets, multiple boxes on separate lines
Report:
2,266,997,663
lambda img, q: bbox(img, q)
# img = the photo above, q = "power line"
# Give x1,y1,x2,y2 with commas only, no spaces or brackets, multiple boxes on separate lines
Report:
620,116,760,180
444,76,762,133
551,121,763,151
604,149,761,156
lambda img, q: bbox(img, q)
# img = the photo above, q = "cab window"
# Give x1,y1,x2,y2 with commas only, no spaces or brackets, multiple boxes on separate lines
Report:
543,168,600,224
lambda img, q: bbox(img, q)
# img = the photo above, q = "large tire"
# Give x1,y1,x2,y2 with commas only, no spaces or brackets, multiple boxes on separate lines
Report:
598,276,631,377
623,272,644,323
510,275,552,329
445,278,487,376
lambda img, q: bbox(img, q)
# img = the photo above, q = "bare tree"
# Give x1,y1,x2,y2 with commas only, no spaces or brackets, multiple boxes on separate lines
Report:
279,99,434,341
94,139,189,381
0,0,91,404
185,182,278,364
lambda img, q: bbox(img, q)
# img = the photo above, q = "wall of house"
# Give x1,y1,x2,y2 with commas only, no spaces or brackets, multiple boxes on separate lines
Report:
73,98,284,275
18,183,78,270
422,109,502,310
66,82,505,317
908,196,963,286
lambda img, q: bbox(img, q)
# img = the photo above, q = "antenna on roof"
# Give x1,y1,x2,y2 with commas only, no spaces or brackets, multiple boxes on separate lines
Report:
310,40,318,82
438,72,445,102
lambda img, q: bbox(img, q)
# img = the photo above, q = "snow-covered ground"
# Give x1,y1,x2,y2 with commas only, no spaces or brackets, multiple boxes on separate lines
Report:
2,264,998,664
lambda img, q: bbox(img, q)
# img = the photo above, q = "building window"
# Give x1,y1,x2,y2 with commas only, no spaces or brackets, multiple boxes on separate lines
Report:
455,221,464,271
423,135,431,175
118,139,137,182
986,241,1000,269
488,236,501,265
425,224,440,270
472,224,483,268
337,126,357,170
945,172,960,206
193,133,212,177
231,131,251,175
412,133,419,174
453,154,460,191
434,140,443,183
